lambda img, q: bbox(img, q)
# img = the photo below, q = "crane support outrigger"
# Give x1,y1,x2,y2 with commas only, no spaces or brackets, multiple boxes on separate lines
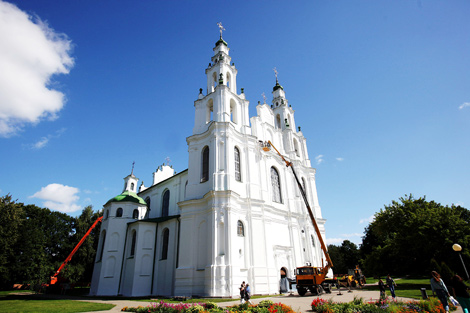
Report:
267,141,335,296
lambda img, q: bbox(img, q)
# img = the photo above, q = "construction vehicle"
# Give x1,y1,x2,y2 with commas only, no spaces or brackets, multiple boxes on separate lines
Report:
267,141,336,296
50,216,103,285
335,266,366,288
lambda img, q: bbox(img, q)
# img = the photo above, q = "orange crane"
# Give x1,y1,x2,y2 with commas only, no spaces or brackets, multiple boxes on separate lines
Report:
267,141,335,296
50,216,103,285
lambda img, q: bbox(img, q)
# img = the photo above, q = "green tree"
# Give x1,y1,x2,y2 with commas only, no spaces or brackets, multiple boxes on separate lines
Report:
62,206,102,284
360,194,470,277
12,204,75,286
328,240,360,274
328,244,346,273
0,195,25,289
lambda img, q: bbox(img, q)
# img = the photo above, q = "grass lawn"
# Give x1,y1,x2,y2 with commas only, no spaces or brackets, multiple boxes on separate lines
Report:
363,277,433,300
0,291,114,313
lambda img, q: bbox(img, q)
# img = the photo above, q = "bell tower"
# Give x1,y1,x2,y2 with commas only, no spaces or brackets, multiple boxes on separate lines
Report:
192,24,249,136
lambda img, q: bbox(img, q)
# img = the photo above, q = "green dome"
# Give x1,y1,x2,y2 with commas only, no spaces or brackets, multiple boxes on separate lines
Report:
273,81,284,91
215,37,228,47
106,190,146,206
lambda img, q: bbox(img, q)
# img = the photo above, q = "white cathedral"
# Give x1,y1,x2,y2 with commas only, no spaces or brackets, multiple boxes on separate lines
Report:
90,30,328,298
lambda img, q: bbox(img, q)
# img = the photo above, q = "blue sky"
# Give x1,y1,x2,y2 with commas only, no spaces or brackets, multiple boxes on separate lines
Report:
1,0,469,245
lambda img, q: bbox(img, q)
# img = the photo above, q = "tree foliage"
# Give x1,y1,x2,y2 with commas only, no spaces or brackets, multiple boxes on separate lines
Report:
0,195,101,290
328,240,360,274
360,194,470,278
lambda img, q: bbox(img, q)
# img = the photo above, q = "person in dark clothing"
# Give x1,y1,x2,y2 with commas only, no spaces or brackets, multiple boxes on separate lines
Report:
451,275,470,313
378,279,386,300
239,283,245,304
386,274,397,299
431,271,450,313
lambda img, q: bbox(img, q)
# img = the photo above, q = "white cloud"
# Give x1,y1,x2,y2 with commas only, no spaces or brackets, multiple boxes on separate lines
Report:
24,128,66,149
326,233,362,245
459,102,470,110
315,154,324,165
336,157,344,161
359,215,375,224
326,238,344,245
32,137,49,149
30,183,81,213
0,1,74,137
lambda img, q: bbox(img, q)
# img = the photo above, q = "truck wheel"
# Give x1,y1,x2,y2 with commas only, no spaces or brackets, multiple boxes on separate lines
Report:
297,287,307,296
323,283,331,294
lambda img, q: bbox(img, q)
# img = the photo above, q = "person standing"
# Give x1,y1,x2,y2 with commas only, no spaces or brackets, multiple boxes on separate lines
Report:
431,271,450,313
239,283,245,304
245,284,253,305
386,274,397,299
378,279,386,300
451,275,470,313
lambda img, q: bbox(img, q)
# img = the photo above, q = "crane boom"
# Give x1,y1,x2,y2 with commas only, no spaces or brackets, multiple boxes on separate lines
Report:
50,216,103,285
267,141,333,269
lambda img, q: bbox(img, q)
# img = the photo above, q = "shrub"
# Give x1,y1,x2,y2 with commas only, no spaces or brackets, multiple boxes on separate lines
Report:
204,302,218,309
258,300,274,308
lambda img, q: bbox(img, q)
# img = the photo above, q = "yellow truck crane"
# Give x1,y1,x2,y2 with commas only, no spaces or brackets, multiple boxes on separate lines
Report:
267,141,336,296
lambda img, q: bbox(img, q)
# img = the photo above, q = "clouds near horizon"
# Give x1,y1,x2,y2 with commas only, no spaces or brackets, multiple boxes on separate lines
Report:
459,102,470,110
315,154,324,165
0,0,74,137
30,183,81,213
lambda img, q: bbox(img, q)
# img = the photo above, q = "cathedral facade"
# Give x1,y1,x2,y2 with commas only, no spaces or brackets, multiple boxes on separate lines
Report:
90,33,328,297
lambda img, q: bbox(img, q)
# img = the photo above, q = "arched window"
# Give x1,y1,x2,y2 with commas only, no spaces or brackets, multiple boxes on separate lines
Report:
311,235,315,247
230,99,237,124
130,230,136,257
271,167,282,203
144,197,151,218
161,228,169,260
130,182,135,191
116,207,123,217
207,99,214,123
237,220,244,237
226,72,231,88
184,181,188,199
162,190,170,217
276,114,281,129
132,209,139,219
98,230,106,262
105,209,109,219
201,146,209,182
294,139,300,157
212,72,217,90
234,147,241,182
302,177,307,198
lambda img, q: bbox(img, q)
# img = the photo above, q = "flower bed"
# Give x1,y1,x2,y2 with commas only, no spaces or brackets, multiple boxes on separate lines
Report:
311,296,457,313
121,300,297,313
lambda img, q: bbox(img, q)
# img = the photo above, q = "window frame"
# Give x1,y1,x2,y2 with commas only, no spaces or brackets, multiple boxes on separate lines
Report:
162,190,170,217
234,146,241,182
201,146,209,182
237,220,245,237
271,167,282,203
161,228,169,260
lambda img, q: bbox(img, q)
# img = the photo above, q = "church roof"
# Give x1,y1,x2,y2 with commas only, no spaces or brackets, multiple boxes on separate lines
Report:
215,37,228,47
128,214,180,225
273,80,284,91
106,190,146,206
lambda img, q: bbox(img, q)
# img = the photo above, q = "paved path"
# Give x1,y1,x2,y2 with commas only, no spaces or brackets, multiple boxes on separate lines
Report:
79,288,465,313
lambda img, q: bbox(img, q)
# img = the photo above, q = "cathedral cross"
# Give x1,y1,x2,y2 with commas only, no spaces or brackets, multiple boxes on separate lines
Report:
262,92,267,104
217,22,225,37
131,161,135,175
